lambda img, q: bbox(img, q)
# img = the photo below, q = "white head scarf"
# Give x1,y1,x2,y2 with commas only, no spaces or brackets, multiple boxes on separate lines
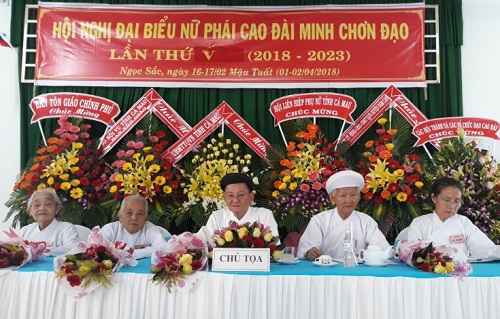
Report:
325,170,365,194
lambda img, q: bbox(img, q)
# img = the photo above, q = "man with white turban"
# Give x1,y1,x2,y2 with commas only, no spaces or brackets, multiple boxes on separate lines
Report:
298,170,390,260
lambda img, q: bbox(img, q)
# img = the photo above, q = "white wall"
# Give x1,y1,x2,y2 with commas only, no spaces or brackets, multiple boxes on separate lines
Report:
0,1,20,236
1,1,499,232
462,0,500,159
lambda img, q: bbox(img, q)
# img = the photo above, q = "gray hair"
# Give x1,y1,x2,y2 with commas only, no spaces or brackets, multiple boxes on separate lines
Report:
118,195,148,215
27,189,62,211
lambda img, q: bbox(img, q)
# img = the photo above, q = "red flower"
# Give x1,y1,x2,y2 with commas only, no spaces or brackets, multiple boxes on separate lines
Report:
253,237,265,248
67,274,82,287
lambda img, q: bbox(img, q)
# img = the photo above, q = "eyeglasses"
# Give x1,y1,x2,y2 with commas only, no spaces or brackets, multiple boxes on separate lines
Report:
224,192,250,202
437,196,463,207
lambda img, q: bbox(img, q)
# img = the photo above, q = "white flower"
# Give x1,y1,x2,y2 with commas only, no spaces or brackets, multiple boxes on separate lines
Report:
252,177,259,185
242,167,249,173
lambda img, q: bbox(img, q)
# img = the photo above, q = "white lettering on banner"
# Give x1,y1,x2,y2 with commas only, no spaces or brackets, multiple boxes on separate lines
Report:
251,137,268,153
234,119,251,136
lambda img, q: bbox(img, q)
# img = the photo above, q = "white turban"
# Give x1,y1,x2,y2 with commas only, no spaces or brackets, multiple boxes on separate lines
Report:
325,170,365,194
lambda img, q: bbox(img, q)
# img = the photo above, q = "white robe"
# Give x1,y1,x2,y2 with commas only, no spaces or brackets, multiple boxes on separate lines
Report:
407,212,497,258
18,219,79,256
99,221,167,259
201,207,280,246
298,209,390,259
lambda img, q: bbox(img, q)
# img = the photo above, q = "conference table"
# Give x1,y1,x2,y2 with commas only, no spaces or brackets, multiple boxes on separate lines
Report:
2,256,499,319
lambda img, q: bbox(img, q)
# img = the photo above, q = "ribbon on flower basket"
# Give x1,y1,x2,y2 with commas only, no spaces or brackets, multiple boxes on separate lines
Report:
0,229,46,275
53,226,138,300
151,232,209,293
395,239,472,278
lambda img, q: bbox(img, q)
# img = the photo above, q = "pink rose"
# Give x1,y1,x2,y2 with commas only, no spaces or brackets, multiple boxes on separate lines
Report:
136,130,144,136
300,184,310,192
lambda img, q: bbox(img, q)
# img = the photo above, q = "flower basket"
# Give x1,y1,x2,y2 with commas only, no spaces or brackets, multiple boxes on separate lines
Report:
151,232,209,292
5,116,113,228
53,227,137,299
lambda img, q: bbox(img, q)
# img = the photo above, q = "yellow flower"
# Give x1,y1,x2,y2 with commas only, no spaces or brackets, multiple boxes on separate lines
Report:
47,177,55,185
271,190,279,197
110,185,118,193
385,143,395,150
163,185,172,194
238,227,249,239
79,265,91,276
132,153,141,159
143,146,152,152
70,187,83,199
149,164,161,173
415,181,424,189
283,175,291,183
73,142,84,150
37,184,47,190
272,250,282,261
434,263,447,274
59,174,70,181
252,227,261,238
263,233,273,242
145,154,155,162
122,163,132,171
60,182,71,190
224,230,233,242
396,192,408,202
378,118,388,125
182,264,193,275
445,262,455,272
103,259,113,269
289,182,298,191
179,254,193,265
233,144,239,150
154,176,166,185
216,237,226,246
278,183,288,191
70,179,80,187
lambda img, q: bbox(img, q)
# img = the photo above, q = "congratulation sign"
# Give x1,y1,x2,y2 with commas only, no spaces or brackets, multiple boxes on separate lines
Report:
35,3,425,88
30,93,120,126
211,248,270,272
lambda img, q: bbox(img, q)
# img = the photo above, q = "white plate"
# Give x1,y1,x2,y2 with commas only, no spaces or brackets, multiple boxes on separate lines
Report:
276,259,301,265
312,261,338,267
364,260,391,267
467,257,494,263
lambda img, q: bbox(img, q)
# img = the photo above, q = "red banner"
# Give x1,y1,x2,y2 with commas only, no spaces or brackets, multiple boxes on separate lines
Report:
337,88,392,145
162,103,227,163
35,3,425,88
223,104,270,158
101,89,159,155
30,93,120,126
270,93,356,126
413,117,500,146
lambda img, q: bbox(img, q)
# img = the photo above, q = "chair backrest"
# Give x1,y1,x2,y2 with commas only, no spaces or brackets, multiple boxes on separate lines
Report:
74,225,91,241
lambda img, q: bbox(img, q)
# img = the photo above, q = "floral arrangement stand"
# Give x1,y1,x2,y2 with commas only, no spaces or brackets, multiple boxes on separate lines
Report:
151,232,209,293
53,227,137,300
395,239,472,278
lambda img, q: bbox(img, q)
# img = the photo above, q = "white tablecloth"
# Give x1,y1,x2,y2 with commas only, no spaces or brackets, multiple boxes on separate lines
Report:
1,270,499,319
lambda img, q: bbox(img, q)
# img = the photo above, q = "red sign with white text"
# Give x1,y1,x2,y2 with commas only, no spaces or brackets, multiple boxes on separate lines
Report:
270,93,356,126
162,103,227,163
101,89,159,154
336,88,392,145
223,105,270,158
413,117,500,146
35,3,425,88
30,93,120,126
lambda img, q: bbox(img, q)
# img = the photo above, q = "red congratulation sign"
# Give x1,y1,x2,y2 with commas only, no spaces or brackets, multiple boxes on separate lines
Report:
101,89,159,155
35,3,425,88
413,117,500,146
162,103,227,163
30,93,120,126
270,93,356,126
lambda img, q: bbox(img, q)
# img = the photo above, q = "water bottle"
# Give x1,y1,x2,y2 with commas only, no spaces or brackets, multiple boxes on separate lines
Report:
343,229,358,267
